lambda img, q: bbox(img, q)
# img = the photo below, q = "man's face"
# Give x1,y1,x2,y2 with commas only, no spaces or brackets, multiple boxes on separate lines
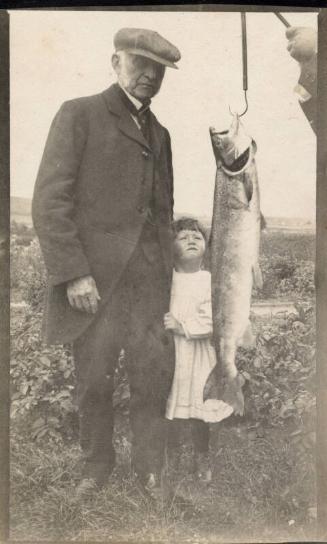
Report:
112,51,166,102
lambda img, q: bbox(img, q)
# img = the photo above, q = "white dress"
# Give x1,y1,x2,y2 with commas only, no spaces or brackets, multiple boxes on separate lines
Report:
166,269,234,423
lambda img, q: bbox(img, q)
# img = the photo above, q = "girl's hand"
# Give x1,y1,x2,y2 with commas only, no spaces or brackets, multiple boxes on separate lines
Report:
164,312,183,334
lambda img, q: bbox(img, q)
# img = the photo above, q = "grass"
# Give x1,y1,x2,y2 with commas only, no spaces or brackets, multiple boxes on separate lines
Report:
10,418,316,542
9,230,316,542
260,231,315,263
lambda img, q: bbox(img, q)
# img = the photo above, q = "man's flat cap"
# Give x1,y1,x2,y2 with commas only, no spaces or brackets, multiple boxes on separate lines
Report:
114,28,181,69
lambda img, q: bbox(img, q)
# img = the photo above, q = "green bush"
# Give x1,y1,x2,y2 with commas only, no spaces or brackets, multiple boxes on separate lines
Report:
11,220,35,246
256,257,315,300
239,302,315,432
10,235,46,308
260,231,315,262
10,232,315,444
10,233,77,442
253,232,315,300
11,304,129,444
11,306,78,443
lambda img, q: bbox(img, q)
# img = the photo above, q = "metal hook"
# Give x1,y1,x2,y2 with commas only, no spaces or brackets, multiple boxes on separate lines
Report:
229,90,248,117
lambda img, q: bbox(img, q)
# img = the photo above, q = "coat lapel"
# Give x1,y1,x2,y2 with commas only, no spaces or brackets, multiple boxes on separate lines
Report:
117,113,151,151
102,85,151,151
148,114,163,160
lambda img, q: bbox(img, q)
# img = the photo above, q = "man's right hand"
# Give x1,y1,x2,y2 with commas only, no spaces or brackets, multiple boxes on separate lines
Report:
67,275,101,314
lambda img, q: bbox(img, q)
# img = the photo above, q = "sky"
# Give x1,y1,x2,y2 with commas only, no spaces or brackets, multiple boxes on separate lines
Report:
10,10,317,220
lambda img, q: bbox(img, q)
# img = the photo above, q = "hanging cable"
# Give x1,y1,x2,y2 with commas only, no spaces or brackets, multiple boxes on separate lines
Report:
241,12,248,93
229,12,248,117
230,11,291,117
274,12,291,28
240,12,248,116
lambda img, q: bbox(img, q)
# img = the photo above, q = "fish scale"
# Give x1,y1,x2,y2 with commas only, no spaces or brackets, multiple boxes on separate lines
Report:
204,115,261,416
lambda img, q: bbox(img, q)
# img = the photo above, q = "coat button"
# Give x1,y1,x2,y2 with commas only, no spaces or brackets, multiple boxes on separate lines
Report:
142,150,149,159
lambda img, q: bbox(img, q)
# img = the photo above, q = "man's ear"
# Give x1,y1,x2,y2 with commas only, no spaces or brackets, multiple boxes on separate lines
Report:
111,53,120,73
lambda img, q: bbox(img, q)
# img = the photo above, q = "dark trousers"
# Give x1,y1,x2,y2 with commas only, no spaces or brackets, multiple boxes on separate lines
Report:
168,418,210,454
73,238,174,483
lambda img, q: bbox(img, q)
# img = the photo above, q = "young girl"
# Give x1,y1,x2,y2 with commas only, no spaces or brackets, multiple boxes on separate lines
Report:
164,217,233,483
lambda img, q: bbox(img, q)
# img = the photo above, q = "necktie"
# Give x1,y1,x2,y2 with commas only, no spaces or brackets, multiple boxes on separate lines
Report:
136,104,150,141
117,86,151,141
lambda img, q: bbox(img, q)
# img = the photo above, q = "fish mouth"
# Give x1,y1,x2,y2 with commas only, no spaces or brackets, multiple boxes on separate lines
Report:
209,126,227,135
209,127,228,142
224,147,250,173
209,127,229,154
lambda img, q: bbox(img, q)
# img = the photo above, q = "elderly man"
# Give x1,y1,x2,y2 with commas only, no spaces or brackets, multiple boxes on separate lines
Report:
32,28,181,496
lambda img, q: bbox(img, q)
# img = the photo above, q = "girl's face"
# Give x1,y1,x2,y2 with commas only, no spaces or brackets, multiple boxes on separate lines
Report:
173,229,206,266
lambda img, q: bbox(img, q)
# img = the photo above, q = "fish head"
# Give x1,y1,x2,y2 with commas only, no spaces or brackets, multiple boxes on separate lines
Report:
210,115,257,206
209,115,256,171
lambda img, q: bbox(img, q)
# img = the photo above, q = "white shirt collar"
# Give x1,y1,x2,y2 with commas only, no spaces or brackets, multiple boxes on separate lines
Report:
119,83,143,111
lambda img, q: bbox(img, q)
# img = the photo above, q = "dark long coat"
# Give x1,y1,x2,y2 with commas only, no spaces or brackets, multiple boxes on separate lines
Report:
32,84,174,344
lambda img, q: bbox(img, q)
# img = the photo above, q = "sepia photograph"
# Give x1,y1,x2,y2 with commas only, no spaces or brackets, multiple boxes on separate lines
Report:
6,5,325,542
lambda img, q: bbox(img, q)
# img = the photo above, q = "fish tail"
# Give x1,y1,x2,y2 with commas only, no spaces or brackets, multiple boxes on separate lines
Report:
221,374,246,416
205,337,246,416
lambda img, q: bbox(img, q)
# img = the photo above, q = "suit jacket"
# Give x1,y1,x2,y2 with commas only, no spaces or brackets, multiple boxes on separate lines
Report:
298,63,317,134
32,84,174,344
299,92,317,134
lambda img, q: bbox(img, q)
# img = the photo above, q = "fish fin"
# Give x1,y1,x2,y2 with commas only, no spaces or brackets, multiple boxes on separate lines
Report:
260,212,267,231
238,321,256,349
251,140,257,154
243,172,253,203
222,374,246,416
203,365,224,402
252,263,263,290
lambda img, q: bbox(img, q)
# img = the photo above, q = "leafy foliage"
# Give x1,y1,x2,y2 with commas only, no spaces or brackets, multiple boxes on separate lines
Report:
255,256,315,300
11,302,128,443
10,226,316,540
11,235,46,308
11,220,35,246
11,228,77,441
11,307,77,443
253,231,315,300
238,303,315,431
10,228,315,446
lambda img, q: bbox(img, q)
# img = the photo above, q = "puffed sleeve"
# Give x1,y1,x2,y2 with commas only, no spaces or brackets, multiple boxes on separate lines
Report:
180,283,213,340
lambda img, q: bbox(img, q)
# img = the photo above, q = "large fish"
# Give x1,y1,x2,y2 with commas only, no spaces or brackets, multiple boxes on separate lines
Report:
203,114,262,416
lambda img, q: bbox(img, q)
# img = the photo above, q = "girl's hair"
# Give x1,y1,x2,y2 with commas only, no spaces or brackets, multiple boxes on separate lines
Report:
172,217,208,244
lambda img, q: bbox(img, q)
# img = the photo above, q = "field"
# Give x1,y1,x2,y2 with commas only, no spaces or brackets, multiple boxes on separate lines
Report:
10,226,316,542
